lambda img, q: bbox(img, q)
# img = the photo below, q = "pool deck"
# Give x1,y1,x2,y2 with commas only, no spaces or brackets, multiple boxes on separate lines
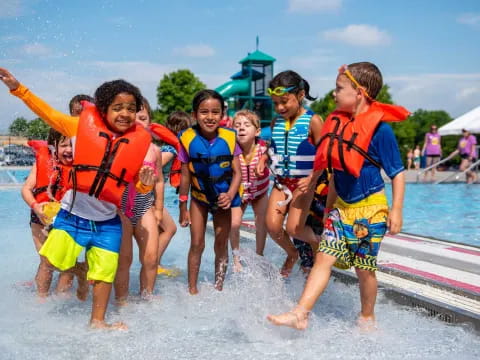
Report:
237,220,480,331
384,169,479,184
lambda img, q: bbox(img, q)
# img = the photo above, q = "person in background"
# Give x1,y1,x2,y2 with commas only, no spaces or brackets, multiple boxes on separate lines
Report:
449,129,478,184
422,125,442,181
413,145,421,170
406,148,414,170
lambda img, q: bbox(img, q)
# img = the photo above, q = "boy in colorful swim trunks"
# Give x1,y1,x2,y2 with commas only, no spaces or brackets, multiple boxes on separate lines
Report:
267,62,408,330
0,68,155,330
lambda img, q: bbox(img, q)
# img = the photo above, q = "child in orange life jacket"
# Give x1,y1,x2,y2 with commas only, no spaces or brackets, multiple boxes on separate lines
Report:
22,128,74,298
230,110,269,272
115,97,165,304
256,71,323,277
267,62,408,330
156,110,192,276
0,68,155,330
178,90,242,295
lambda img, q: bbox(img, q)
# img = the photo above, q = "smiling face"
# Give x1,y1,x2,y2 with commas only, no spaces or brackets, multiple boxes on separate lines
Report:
333,74,361,113
193,97,223,139
105,93,137,133
136,105,151,127
233,115,259,146
271,91,303,121
56,137,73,166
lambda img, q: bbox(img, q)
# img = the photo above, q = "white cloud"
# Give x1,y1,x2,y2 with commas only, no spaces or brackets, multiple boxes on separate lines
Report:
457,13,480,26
288,49,337,69
288,0,342,13
323,24,391,46
0,0,23,18
21,43,53,56
1,34,25,42
173,44,215,58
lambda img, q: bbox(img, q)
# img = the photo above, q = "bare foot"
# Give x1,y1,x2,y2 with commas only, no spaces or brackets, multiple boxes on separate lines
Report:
189,287,199,295
76,263,89,301
267,307,309,330
115,297,128,307
357,314,377,332
280,253,299,277
233,255,243,273
90,319,128,331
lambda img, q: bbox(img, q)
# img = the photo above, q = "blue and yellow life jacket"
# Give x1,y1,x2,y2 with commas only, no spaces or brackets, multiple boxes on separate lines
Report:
270,109,316,178
179,125,240,209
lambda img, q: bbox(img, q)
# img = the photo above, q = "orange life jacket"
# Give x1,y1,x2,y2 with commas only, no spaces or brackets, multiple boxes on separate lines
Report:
70,102,151,207
314,102,410,177
149,123,181,189
28,140,71,202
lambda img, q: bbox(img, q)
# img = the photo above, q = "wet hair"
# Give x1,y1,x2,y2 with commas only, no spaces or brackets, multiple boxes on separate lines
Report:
166,111,192,134
233,109,260,129
269,70,316,101
46,128,69,158
192,89,225,114
94,79,143,115
141,96,153,121
347,62,383,100
68,94,94,115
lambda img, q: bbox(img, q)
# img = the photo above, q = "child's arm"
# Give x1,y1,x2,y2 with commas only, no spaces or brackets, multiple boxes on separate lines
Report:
153,147,164,224
309,114,324,146
161,151,175,167
178,163,191,227
217,156,241,210
388,171,405,235
323,175,337,222
0,68,78,137
21,164,48,224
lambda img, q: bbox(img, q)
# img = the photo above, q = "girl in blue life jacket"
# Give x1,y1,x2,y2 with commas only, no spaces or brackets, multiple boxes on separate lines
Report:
256,71,324,277
177,90,242,295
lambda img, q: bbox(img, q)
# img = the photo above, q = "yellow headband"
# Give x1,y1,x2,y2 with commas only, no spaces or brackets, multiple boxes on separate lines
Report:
338,65,373,101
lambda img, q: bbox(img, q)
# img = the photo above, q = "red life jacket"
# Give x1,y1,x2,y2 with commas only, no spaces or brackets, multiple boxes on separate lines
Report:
70,102,151,207
149,123,181,189
314,102,410,177
28,140,71,202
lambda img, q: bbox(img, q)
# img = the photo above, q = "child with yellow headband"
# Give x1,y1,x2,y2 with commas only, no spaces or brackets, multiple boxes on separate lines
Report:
267,62,408,330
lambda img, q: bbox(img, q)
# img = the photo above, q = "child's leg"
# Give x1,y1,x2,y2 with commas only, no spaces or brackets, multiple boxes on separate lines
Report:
90,280,126,330
252,193,268,256
55,272,74,295
31,223,53,297
157,207,177,265
267,251,337,329
188,200,208,294
135,207,160,297
114,214,134,304
230,205,245,272
355,268,378,320
212,208,232,290
285,187,318,248
265,188,298,276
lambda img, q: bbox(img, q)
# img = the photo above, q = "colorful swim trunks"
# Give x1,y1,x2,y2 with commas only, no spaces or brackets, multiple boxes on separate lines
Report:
318,193,388,271
39,209,122,283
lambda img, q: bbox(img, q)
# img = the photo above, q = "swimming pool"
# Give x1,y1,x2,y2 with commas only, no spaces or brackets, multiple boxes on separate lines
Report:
0,187,478,359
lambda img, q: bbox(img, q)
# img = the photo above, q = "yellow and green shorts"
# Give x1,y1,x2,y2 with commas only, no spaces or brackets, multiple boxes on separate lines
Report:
39,209,122,283
318,193,388,271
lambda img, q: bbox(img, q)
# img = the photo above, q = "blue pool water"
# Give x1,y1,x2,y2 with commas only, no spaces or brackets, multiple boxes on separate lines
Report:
0,187,478,359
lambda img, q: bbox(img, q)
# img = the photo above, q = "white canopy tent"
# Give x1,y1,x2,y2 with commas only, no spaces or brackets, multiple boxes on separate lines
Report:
438,105,480,135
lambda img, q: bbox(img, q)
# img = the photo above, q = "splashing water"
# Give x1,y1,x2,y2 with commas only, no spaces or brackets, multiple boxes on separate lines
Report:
0,189,478,360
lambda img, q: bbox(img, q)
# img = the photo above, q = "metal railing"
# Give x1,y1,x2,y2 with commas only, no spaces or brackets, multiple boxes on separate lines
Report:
435,158,480,184
416,153,457,183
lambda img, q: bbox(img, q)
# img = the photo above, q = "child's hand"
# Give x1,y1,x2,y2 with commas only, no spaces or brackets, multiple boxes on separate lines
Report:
0,68,20,91
387,208,403,235
297,175,314,193
179,206,190,227
217,193,232,209
32,202,49,225
255,160,266,177
138,166,155,186
154,207,163,225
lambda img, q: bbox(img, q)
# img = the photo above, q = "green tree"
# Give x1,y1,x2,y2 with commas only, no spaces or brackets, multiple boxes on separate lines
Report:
9,117,29,136
27,118,50,139
376,84,393,104
156,69,205,123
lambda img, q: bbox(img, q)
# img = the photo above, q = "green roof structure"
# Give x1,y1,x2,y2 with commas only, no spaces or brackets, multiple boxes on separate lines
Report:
239,50,276,64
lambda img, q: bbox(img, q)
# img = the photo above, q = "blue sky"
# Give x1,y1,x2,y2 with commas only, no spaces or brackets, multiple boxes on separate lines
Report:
1,0,479,131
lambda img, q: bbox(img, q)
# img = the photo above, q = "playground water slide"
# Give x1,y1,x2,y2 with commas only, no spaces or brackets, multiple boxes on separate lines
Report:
215,79,250,98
